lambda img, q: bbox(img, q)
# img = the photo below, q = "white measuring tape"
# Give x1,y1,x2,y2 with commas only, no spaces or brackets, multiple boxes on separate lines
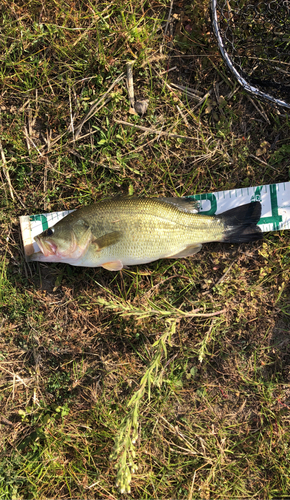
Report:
20,181,290,257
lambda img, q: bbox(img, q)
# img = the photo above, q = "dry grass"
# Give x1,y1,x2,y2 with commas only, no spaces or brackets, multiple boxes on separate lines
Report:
1,0,290,498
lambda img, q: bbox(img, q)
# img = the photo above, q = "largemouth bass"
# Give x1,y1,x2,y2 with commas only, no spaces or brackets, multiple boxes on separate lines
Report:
29,197,262,271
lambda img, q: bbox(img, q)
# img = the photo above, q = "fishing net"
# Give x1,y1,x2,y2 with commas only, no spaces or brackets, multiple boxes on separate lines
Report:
211,0,290,109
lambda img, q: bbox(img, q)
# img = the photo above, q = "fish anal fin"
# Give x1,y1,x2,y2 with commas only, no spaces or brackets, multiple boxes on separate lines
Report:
93,231,122,250
102,260,123,271
165,244,202,259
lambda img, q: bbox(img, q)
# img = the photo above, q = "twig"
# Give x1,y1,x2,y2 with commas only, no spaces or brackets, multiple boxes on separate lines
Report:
175,88,202,102
0,415,13,426
186,308,227,318
141,274,191,298
118,135,159,157
43,130,52,211
71,2,115,47
192,92,211,111
24,133,55,203
139,53,167,68
198,319,217,363
170,82,203,100
28,100,36,138
114,119,196,141
188,471,197,500
72,22,95,48
69,85,75,141
159,415,198,452
159,66,177,75
248,154,278,172
49,99,111,148
126,61,136,112
23,123,34,172
0,135,14,200
13,185,27,209
25,135,45,157
203,261,235,295
1,366,31,388
246,94,270,124
74,72,125,139
0,167,7,204
177,105,189,126
153,68,200,123
67,120,109,143
164,0,174,36
69,148,120,170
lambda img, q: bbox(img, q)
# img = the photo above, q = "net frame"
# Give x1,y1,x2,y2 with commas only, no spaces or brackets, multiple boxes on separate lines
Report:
211,0,290,109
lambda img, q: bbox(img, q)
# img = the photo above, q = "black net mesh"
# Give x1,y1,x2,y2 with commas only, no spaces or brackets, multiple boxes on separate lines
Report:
211,0,290,108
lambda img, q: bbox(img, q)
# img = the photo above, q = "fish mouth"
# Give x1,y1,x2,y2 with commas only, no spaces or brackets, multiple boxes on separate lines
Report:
35,236,57,257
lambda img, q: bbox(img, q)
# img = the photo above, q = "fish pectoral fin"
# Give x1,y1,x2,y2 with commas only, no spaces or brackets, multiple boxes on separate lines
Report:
92,231,122,250
102,260,123,271
164,244,202,259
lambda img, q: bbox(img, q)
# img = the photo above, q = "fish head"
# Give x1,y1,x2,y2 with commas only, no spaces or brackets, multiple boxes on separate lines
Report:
35,224,79,259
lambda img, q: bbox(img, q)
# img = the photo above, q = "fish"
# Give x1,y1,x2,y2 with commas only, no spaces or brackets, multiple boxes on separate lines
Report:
28,197,262,271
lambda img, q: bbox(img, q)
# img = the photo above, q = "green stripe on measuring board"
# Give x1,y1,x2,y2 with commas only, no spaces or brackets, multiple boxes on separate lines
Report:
19,182,290,257
187,182,285,231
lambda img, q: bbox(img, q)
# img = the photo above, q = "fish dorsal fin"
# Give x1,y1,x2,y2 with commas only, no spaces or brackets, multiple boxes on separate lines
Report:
105,195,199,214
158,197,199,213
92,231,122,250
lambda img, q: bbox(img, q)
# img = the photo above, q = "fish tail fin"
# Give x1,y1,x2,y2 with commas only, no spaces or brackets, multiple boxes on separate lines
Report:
220,202,262,243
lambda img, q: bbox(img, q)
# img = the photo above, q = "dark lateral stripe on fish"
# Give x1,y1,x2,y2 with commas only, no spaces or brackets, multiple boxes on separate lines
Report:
220,202,263,243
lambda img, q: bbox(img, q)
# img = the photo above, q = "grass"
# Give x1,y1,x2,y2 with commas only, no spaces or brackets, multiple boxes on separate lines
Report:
1,0,290,498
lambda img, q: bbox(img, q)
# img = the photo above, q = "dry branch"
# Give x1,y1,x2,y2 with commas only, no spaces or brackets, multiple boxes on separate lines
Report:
126,61,136,112
114,119,196,140
0,136,14,201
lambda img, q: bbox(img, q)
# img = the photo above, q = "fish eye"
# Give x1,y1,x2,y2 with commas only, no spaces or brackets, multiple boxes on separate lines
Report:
46,228,54,236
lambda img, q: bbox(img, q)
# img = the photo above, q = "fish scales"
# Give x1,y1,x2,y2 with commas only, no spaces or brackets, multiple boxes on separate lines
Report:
66,198,224,264
30,197,262,270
